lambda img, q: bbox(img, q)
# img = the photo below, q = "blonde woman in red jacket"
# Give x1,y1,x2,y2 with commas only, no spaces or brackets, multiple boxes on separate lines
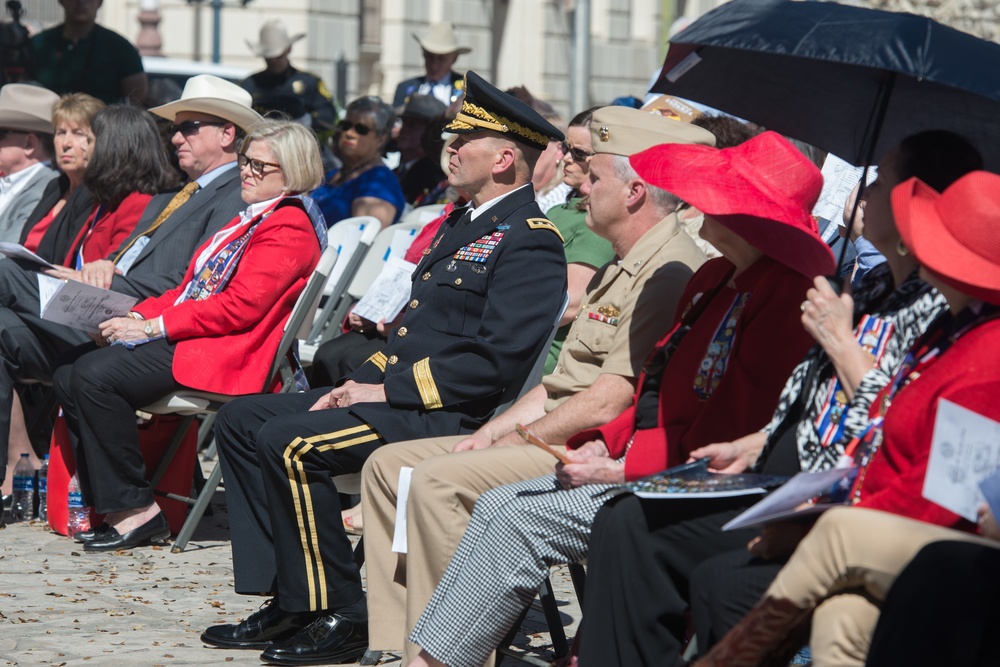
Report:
53,119,326,552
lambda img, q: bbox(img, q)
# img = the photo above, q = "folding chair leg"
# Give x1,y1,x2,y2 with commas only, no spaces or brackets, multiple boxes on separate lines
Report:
359,649,381,665
148,415,195,489
539,576,569,659
171,461,222,553
568,563,587,607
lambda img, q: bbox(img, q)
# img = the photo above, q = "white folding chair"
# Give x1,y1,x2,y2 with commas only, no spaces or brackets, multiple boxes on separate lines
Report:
299,218,431,365
397,203,446,227
140,245,339,552
306,216,381,346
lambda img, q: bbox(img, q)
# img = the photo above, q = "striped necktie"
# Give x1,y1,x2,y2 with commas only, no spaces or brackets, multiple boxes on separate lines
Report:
113,181,200,263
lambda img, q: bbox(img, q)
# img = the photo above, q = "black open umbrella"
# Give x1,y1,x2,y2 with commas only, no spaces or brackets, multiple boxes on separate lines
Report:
651,0,1000,171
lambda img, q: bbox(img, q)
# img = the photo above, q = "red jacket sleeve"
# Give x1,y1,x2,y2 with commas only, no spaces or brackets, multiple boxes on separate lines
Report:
134,206,320,340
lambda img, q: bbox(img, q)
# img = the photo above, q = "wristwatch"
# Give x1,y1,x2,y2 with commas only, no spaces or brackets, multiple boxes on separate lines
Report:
144,320,154,336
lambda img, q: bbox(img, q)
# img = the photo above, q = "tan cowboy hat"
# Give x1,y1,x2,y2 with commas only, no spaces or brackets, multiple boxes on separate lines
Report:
0,84,59,135
150,74,262,132
246,19,305,58
414,21,471,55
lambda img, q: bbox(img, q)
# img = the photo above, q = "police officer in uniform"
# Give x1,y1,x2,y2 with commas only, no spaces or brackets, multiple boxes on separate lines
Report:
241,20,338,132
200,70,567,666
392,21,470,109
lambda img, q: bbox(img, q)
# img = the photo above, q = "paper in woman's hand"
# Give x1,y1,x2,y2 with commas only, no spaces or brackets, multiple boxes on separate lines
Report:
623,460,788,500
924,398,1000,522
0,242,57,269
37,274,138,334
722,467,857,531
352,256,418,323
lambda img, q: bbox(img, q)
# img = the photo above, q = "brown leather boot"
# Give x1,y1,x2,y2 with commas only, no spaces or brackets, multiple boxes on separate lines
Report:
693,597,812,667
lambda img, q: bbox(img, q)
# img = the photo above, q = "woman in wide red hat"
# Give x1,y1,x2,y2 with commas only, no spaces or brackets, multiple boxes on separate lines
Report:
405,130,836,667
695,170,1000,667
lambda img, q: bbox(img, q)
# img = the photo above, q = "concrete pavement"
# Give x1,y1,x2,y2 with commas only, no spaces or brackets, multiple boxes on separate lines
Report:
0,489,580,667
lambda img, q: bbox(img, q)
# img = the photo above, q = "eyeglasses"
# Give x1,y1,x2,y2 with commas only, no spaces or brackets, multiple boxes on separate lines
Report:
338,120,374,136
237,153,281,177
559,141,594,163
0,129,25,141
170,120,226,137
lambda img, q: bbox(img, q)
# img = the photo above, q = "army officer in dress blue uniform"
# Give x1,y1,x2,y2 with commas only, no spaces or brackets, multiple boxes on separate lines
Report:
242,20,338,133
201,70,567,666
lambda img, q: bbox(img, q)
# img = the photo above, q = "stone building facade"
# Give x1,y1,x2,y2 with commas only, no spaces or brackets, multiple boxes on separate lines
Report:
25,0,1000,118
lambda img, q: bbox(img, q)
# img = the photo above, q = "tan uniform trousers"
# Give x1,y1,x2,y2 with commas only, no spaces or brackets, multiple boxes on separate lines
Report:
767,507,999,667
361,436,557,663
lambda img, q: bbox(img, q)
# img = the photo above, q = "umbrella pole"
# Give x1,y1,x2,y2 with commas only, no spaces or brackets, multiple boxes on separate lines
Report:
836,73,897,292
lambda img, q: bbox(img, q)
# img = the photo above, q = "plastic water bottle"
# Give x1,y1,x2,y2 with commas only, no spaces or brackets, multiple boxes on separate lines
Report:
67,473,90,538
37,455,49,522
10,453,35,522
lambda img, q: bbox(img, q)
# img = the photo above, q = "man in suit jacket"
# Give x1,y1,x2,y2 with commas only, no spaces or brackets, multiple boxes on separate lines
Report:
0,75,260,489
391,22,470,109
201,71,567,666
0,84,59,243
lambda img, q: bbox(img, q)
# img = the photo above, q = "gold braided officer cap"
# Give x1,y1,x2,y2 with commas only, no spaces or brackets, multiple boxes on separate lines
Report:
445,71,564,150
590,105,716,157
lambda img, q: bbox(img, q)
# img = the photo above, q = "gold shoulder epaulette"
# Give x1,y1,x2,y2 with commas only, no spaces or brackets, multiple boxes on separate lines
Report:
526,218,564,242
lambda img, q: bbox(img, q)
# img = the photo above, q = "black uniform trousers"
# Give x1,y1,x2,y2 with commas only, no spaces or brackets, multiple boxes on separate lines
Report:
214,389,385,613
577,493,758,667
52,339,181,513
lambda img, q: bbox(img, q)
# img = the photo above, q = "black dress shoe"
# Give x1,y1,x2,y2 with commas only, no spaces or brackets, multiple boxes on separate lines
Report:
201,598,316,649
82,512,170,551
261,614,368,665
74,523,113,543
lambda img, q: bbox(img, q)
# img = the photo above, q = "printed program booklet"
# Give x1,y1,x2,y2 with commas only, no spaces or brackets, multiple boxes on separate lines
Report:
622,458,788,500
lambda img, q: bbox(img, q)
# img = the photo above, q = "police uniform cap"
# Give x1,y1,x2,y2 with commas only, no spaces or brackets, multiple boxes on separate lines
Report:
445,71,564,150
590,106,716,158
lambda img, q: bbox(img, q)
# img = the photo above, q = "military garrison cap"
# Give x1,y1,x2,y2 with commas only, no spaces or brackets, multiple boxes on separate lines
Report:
590,106,716,158
446,70,564,150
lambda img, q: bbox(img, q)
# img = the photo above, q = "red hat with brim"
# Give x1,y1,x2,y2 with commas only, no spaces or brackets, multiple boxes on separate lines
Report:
630,131,835,279
893,172,1000,305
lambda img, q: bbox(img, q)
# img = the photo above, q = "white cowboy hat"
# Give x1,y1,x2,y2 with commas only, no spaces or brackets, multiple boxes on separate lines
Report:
149,75,262,131
413,21,471,56
247,19,305,59
0,84,59,134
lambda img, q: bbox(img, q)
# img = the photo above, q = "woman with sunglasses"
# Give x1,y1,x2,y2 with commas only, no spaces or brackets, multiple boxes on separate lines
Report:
312,96,405,229
54,119,326,551
541,106,613,373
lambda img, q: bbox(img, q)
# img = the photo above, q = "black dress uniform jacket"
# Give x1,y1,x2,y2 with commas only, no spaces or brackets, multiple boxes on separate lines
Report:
347,184,567,441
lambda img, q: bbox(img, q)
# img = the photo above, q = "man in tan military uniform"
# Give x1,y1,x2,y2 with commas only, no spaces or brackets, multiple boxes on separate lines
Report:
361,106,716,662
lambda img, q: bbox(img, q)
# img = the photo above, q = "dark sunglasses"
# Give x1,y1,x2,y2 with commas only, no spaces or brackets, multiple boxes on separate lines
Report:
170,120,225,137
559,141,594,162
237,153,281,177
0,129,25,141
338,120,374,136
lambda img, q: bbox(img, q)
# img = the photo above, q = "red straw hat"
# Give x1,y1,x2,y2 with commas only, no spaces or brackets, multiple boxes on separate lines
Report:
892,172,1000,304
630,131,835,278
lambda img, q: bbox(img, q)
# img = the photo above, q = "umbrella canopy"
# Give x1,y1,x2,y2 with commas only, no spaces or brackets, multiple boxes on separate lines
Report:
652,0,1000,171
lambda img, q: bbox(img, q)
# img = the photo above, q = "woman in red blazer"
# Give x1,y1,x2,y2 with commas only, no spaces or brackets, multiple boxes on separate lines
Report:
53,119,326,552
695,171,1000,667
42,104,177,273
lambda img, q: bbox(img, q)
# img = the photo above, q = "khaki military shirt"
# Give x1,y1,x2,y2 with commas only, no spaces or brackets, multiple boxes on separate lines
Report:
542,213,707,412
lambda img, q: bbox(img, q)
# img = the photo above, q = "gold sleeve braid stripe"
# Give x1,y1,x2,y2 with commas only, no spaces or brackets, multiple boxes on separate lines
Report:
413,357,443,410
452,101,551,148
367,351,388,372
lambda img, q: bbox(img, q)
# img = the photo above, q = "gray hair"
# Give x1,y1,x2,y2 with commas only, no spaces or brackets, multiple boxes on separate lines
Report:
346,95,396,137
611,154,679,212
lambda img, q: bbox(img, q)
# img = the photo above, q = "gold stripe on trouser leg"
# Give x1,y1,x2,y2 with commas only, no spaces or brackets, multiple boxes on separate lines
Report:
284,423,382,610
